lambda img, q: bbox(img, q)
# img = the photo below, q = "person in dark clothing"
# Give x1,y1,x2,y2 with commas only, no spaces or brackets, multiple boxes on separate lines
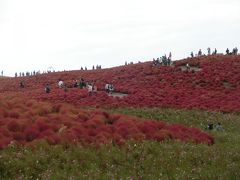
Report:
213,48,217,55
64,84,68,92
79,78,85,89
207,47,211,55
226,48,230,55
108,84,114,94
19,80,25,88
191,52,194,58
45,83,50,93
198,49,202,56
73,80,78,88
207,123,214,130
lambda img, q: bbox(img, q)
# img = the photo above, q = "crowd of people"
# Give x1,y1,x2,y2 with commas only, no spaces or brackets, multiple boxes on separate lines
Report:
13,65,102,78
15,70,44,77
80,65,102,71
105,83,114,94
41,78,114,96
190,47,238,58
12,46,239,96
226,47,238,55
207,122,223,131
153,52,172,66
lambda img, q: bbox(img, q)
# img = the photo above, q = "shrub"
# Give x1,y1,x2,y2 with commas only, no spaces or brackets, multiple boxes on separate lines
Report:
7,120,21,132
24,126,39,142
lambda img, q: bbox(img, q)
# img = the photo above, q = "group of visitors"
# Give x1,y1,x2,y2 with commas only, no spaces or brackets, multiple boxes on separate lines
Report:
80,65,102,71
43,78,115,97
153,52,172,66
125,61,134,65
207,122,223,131
13,65,102,78
191,47,239,58
43,78,102,96
226,47,238,55
191,48,218,58
15,70,43,77
105,83,114,94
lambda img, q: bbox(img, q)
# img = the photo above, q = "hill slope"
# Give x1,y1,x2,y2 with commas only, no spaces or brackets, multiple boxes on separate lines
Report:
1,55,240,179
1,54,239,112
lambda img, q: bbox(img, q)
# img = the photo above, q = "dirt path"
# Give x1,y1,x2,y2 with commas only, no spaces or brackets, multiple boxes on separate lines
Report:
179,66,202,72
108,92,128,98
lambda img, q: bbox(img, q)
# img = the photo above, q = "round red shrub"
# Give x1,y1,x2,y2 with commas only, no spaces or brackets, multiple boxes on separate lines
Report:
24,126,39,142
0,138,12,149
51,104,62,113
12,132,25,141
7,120,21,132
46,135,61,145
8,111,20,119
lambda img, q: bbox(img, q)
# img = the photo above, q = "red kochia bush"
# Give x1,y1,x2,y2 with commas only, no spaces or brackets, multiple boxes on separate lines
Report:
7,120,21,132
24,126,39,142
0,95,214,149
10,55,238,113
12,132,25,141
8,111,20,119
0,138,12,149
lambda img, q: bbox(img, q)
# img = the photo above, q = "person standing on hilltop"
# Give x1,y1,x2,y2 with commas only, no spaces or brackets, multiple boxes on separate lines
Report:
213,48,217,55
190,52,194,58
207,47,211,55
234,47,238,55
168,52,172,60
198,49,202,56
168,52,172,65
226,48,230,55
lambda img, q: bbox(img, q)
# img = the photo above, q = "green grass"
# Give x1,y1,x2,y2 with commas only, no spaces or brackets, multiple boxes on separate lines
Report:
1,108,240,179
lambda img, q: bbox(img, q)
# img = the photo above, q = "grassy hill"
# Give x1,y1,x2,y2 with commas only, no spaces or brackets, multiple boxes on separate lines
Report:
0,55,240,179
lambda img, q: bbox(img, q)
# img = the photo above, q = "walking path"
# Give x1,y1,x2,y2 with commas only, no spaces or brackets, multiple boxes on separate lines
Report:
107,92,128,98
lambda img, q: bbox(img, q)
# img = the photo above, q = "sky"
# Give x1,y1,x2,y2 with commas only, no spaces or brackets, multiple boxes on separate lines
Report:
0,0,240,76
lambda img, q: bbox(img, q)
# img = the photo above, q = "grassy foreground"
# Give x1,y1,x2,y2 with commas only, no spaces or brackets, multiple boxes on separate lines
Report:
1,108,240,179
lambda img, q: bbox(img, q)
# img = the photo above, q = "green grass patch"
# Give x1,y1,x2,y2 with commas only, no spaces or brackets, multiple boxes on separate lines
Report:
1,107,240,179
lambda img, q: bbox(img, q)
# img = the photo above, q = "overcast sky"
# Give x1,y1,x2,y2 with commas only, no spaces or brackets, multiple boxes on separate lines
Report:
0,0,240,76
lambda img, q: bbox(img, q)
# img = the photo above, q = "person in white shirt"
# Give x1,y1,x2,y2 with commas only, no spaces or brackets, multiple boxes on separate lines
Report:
105,83,109,93
186,63,190,71
87,83,93,96
58,80,64,89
